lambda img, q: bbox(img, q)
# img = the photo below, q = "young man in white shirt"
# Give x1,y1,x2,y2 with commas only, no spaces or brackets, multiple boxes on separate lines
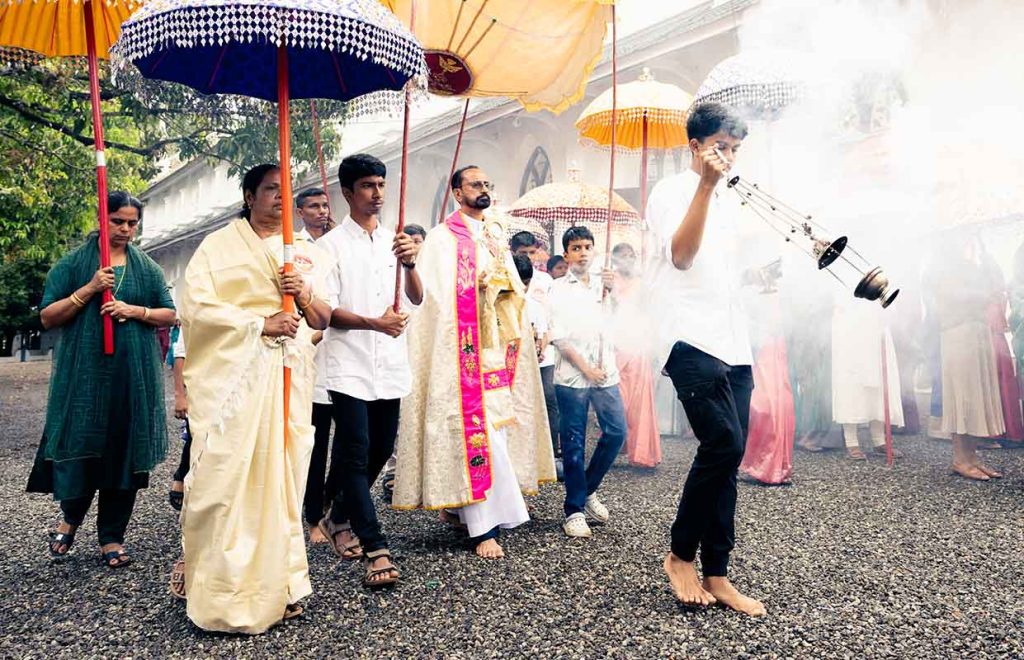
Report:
510,231,561,476
295,187,335,241
648,102,765,616
317,154,423,587
549,225,627,538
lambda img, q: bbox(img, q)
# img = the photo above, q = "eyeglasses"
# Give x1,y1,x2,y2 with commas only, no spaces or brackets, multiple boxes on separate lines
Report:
462,181,495,192
110,218,140,228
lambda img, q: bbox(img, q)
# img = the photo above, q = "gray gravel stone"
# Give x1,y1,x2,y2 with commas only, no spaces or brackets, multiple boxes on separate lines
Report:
1,361,1022,658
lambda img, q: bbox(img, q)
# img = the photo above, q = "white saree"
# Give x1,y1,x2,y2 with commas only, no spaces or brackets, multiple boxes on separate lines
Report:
180,219,329,634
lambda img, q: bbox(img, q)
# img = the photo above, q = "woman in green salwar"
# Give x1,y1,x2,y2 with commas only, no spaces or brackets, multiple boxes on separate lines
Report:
28,192,176,567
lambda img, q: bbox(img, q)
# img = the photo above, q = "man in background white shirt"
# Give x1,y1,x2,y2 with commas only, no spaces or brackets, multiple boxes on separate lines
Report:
648,102,765,616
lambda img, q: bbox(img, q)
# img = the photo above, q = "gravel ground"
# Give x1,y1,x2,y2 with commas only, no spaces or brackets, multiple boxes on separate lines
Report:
1,360,1022,659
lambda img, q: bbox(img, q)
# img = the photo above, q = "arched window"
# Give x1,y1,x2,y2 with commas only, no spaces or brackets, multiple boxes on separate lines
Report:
520,146,552,197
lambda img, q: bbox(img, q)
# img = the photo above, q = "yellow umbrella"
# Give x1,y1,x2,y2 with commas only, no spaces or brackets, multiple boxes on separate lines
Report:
0,0,143,354
576,68,692,152
381,0,612,114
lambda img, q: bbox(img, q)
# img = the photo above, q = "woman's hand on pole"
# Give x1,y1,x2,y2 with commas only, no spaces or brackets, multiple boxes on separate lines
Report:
263,311,301,339
89,266,116,294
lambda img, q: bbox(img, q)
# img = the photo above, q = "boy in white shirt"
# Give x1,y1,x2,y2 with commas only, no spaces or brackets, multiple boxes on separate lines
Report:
549,226,627,538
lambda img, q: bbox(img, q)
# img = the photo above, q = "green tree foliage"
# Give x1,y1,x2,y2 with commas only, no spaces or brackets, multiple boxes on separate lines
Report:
0,57,345,345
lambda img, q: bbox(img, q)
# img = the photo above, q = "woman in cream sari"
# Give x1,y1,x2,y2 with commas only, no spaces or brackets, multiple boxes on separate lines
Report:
179,164,332,633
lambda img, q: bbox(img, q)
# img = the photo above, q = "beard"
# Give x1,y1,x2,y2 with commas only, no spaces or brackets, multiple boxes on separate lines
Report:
470,194,491,209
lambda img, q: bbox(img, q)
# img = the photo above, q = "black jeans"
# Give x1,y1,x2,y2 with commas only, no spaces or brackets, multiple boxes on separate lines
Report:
304,402,337,525
172,419,192,482
327,391,400,553
61,489,138,546
540,365,560,456
664,341,753,577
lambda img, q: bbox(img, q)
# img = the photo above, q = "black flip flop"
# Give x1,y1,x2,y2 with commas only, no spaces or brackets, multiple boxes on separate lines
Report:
168,489,184,511
101,549,132,569
48,529,77,561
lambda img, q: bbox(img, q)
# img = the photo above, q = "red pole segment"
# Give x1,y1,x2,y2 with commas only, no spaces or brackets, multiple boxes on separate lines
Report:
639,111,648,265
597,4,617,369
278,45,295,447
437,98,471,227
881,334,894,467
84,0,113,355
393,0,417,312
310,99,330,199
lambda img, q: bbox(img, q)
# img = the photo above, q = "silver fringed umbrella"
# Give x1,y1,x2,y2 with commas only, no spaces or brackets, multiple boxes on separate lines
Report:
692,49,822,117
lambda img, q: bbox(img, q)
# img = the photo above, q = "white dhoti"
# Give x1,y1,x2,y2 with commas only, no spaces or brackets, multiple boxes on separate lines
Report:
457,426,530,538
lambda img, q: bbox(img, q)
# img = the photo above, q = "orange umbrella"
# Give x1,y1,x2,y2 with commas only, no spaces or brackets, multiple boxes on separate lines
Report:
0,0,144,355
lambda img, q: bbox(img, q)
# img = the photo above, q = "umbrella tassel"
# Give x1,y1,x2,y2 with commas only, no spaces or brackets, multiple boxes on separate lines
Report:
84,0,113,356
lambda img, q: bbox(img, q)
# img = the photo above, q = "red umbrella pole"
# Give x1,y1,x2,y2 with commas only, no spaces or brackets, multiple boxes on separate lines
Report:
639,111,648,265
278,45,296,447
437,98,471,227
392,88,412,312
597,3,617,369
84,0,113,355
310,100,331,199
881,335,894,467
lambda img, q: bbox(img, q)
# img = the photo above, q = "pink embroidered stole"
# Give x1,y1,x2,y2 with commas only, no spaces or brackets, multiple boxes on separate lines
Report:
446,211,493,501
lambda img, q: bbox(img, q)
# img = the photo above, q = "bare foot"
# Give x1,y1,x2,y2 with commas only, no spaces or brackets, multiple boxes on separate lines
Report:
702,576,766,617
951,463,990,481
308,524,328,544
475,538,504,559
975,463,1003,479
663,553,716,607
439,509,468,531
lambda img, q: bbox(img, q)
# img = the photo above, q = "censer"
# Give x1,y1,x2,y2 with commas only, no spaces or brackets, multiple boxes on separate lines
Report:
718,151,899,308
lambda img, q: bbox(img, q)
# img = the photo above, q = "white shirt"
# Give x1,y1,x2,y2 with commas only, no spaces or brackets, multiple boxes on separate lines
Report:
318,216,415,401
298,225,333,405
646,169,752,367
549,269,620,388
527,270,556,367
171,327,186,359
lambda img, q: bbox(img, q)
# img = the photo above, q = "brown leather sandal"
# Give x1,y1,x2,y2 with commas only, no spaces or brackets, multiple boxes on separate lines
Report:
318,518,363,560
363,548,400,588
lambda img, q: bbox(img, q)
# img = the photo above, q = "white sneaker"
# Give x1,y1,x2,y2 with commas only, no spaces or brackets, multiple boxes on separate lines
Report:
563,513,592,538
585,493,609,523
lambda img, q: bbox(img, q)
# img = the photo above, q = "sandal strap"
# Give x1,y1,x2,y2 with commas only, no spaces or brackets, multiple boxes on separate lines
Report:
342,539,363,552
365,548,391,561
50,531,75,544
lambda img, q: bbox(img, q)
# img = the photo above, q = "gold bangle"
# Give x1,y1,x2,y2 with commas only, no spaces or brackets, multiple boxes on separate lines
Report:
299,294,316,310
69,292,86,307
143,307,151,321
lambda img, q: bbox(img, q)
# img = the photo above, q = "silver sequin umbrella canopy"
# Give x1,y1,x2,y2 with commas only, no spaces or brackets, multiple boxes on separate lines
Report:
692,49,824,118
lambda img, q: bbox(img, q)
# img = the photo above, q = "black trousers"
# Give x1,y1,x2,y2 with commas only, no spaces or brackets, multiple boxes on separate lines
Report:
303,402,337,525
61,489,138,546
664,341,753,577
540,365,560,456
327,391,400,553
172,420,191,482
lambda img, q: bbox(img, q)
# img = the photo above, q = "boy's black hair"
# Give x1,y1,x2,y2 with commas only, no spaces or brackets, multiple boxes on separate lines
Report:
451,165,480,190
338,154,386,191
296,187,327,208
108,191,144,220
509,231,538,251
240,163,279,219
404,224,426,239
513,253,533,284
686,102,749,143
546,254,565,271
561,225,595,252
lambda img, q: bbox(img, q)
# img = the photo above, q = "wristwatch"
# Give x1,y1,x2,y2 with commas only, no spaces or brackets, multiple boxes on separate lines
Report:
401,261,416,270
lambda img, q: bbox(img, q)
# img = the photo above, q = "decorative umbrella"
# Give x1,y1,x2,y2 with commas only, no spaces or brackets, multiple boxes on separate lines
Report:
380,0,614,230
508,181,642,260
575,67,693,261
692,49,824,118
113,0,423,444
0,0,144,355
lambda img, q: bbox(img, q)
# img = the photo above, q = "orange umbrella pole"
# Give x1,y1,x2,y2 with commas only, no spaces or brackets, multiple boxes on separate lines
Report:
278,45,295,447
310,99,331,204
84,0,113,356
881,335,894,467
437,98,470,227
598,3,618,369
639,111,649,265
